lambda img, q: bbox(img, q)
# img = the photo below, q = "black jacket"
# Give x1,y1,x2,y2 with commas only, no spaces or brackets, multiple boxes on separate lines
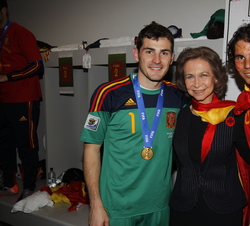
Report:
170,105,250,214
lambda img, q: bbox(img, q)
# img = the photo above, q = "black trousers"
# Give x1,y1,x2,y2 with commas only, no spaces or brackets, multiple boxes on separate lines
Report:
0,101,40,191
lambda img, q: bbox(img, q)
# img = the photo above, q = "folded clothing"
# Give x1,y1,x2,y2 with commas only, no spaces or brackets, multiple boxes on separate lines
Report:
100,36,136,47
41,181,89,211
51,44,82,52
11,191,54,213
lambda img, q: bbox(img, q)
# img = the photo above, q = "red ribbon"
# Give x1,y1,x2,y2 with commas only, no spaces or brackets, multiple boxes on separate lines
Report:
192,94,236,111
234,90,250,115
235,90,250,226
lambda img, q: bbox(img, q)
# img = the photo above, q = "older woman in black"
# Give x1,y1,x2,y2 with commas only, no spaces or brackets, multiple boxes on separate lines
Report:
170,46,250,226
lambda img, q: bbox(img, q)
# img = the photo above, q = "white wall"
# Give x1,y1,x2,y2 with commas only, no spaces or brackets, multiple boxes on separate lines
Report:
8,0,225,47
6,0,228,164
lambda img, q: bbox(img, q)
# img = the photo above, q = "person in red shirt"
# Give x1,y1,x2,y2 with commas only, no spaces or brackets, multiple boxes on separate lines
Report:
227,23,250,226
0,0,44,200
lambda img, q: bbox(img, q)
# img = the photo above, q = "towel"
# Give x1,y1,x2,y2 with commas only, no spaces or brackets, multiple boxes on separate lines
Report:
11,191,54,213
51,44,82,52
100,36,135,47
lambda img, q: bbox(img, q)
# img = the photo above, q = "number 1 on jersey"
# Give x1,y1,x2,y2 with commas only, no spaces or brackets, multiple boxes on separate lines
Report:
129,112,135,133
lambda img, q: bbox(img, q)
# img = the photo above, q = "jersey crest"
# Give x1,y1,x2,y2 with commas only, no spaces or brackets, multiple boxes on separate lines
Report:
166,111,177,129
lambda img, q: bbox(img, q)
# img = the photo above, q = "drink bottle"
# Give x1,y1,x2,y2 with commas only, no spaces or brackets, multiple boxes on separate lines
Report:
56,171,65,185
48,167,56,187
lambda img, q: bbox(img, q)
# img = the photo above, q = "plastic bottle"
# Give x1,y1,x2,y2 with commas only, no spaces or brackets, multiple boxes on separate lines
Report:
48,167,56,187
56,171,65,185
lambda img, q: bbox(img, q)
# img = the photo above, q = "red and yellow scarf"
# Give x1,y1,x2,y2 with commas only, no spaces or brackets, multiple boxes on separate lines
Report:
234,85,250,226
192,94,236,162
234,85,250,115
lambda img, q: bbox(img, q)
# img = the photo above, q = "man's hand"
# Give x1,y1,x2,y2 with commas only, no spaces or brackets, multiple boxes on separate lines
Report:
89,206,109,226
0,74,8,82
83,143,109,226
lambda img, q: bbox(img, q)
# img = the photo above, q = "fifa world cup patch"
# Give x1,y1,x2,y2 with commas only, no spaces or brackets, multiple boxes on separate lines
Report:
166,111,176,129
84,114,101,131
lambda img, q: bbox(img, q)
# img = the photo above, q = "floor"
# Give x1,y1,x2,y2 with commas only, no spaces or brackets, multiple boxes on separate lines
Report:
0,178,89,226
0,222,12,226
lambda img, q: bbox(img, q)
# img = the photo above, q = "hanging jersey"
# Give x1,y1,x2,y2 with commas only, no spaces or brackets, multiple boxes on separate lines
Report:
0,22,42,102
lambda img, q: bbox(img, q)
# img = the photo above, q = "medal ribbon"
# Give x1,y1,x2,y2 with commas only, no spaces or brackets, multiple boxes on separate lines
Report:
0,20,11,72
0,20,11,47
133,74,164,149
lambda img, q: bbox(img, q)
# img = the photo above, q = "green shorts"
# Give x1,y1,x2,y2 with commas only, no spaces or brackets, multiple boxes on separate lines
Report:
109,207,170,226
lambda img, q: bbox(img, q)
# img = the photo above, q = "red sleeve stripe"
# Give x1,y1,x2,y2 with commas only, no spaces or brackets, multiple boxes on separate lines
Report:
27,101,36,149
96,81,130,111
90,76,131,112
163,80,177,88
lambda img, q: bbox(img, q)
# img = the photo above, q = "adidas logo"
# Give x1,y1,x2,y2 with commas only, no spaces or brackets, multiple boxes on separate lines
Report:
19,116,27,121
125,98,136,106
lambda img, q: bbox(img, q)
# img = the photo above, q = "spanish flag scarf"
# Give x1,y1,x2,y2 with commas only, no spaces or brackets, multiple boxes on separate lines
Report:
234,85,250,115
234,85,250,226
192,94,236,162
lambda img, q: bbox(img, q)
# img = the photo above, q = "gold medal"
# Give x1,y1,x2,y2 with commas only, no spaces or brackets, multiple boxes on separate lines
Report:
141,147,154,160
